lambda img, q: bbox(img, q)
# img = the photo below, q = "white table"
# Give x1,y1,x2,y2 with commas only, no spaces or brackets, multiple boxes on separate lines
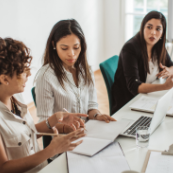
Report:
38,89,173,173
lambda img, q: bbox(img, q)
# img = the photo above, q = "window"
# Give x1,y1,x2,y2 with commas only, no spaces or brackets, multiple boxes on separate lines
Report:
125,0,168,41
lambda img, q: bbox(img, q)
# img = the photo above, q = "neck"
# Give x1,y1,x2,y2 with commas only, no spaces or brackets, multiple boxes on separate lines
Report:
0,87,13,111
63,63,75,73
146,44,153,60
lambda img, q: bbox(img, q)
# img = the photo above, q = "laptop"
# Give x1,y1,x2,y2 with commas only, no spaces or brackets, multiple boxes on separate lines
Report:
120,88,173,138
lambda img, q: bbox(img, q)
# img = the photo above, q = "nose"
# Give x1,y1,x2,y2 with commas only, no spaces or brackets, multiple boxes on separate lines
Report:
68,49,75,57
151,29,156,35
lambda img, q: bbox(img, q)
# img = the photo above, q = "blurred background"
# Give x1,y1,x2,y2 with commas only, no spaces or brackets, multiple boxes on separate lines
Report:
0,0,172,105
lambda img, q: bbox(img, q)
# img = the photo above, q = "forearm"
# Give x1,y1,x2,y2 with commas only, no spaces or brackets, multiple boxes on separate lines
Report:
35,114,57,133
0,147,53,173
138,83,166,93
88,109,101,119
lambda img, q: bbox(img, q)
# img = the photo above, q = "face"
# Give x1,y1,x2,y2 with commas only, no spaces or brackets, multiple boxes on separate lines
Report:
0,68,31,94
55,34,81,68
143,18,163,47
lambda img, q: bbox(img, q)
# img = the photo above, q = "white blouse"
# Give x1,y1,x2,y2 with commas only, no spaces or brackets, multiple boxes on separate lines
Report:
0,94,47,173
35,64,98,121
146,59,159,83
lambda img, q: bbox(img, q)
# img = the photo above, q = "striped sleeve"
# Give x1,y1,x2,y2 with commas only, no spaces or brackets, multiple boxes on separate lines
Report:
88,70,98,111
35,71,54,120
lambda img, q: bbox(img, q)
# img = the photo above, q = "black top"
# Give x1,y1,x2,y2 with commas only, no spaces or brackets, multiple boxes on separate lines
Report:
111,34,173,115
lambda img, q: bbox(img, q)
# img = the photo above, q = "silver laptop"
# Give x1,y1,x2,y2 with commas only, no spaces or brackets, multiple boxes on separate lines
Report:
121,88,173,138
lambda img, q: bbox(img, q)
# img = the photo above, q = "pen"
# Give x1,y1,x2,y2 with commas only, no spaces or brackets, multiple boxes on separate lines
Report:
36,132,58,136
63,108,87,131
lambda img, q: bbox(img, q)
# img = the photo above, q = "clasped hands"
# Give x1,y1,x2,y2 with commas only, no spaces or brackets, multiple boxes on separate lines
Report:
157,63,173,79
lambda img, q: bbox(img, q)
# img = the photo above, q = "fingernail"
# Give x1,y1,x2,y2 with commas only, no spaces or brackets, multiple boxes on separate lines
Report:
80,128,84,131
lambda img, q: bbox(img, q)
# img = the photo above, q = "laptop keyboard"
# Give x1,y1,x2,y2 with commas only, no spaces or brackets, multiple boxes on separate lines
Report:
123,116,152,136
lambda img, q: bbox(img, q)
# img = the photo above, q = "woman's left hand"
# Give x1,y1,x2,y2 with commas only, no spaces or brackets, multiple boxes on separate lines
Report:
157,63,173,78
95,114,116,123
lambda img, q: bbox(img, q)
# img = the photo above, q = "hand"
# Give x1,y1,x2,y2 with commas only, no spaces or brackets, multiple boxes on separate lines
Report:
163,75,173,90
157,63,172,79
49,127,85,157
95,114,116,123
54,112,88,131
64,119,86,133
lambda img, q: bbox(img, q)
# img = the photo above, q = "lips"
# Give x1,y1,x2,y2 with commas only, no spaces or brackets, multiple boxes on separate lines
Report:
149,37,155,41
67,59,76,63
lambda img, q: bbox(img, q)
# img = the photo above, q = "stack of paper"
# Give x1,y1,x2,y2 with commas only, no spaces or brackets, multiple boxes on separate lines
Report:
130,96,173,116
67,142,130,173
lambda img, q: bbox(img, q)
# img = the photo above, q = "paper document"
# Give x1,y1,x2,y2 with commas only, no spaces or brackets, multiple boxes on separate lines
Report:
130,96,173,116
71,120,129,156
146,151,173,173
67,142,130,173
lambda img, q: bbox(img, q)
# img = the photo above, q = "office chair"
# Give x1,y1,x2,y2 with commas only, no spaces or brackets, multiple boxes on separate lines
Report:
99,55,119,116
31,87,52,163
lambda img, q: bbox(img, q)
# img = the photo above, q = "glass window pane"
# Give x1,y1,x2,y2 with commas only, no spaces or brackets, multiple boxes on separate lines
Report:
134,0,144,12
133,15,144,35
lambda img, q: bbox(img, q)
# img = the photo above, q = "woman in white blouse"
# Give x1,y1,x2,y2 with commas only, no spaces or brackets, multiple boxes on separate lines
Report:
36,19,115,133
0,38,87,173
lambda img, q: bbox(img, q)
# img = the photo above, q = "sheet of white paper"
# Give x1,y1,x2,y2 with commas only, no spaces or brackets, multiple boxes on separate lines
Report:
71,137,112,156
67,142,130,173
146,152,173,173
130,96,173,115
85,120,129,141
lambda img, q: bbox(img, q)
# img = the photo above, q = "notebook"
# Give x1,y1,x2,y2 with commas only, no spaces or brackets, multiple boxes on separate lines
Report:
129,95,173,116
142,150,173,173
70,120,129,156
67,142,130,173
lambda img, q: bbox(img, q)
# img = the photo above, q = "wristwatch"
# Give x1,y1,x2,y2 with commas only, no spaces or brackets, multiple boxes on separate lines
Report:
93,113,99,119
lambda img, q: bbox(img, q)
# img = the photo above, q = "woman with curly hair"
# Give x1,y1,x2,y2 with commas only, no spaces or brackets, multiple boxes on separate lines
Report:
0,38,87,173
35,19,115,135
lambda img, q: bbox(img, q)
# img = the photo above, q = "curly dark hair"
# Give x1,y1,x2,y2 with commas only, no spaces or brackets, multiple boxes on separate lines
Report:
0,38,32,81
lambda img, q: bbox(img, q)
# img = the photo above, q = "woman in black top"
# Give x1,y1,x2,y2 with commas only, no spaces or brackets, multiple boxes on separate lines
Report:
112,11,173,114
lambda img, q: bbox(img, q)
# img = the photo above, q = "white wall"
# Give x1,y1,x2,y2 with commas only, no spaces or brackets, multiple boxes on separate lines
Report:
0,0,124,104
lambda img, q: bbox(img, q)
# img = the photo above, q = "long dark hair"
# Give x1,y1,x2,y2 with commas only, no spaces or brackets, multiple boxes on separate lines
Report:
138,11,167,73
43,19,93,89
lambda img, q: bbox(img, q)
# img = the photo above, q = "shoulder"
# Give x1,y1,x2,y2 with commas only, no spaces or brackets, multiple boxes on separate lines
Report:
121,34,141,54
36,64,55,82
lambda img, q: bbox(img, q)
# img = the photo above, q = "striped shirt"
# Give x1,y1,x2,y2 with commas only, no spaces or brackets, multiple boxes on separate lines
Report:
35,64,98,121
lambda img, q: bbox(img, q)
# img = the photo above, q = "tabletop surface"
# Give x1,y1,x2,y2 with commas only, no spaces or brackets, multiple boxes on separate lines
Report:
38,88,173,173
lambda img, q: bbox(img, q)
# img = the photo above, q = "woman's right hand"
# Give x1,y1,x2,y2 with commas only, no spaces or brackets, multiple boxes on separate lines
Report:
54,112,88,130
48,127,85,157
163,76,173,90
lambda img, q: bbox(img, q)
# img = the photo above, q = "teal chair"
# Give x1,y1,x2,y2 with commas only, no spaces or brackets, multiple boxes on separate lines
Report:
31,87,52,164
99,55,119,115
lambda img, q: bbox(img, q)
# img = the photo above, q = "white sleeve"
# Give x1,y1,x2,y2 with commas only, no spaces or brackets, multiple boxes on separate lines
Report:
88,70,98,111
35,72,54,120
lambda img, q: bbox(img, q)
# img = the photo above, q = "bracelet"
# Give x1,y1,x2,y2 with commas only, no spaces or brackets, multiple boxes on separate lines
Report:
46,118,52,129
93,113,99,120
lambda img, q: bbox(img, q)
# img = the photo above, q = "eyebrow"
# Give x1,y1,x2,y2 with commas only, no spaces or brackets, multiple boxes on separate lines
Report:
60,43,80,47
147,23,162,28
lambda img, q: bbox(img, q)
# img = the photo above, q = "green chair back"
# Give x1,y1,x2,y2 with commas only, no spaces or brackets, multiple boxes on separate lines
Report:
31,87,36,106
99,55,119,115
31,87,52,163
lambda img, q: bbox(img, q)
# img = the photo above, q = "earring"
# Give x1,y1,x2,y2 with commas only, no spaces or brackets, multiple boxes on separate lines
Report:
160,37,162,40
53,47,56,50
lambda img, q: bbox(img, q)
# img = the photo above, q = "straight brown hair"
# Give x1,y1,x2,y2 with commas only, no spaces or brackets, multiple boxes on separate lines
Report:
43,19,93,89
138,11,167,73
